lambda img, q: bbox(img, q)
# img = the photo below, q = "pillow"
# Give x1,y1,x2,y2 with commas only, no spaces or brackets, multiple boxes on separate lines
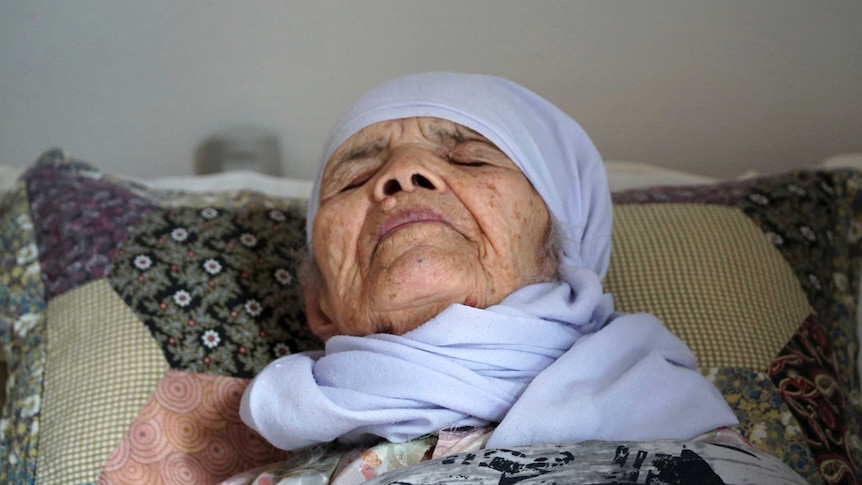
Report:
607,175,862,484
603,160,721,191
142,169,313,199
0,150,322,483
1,150,861,484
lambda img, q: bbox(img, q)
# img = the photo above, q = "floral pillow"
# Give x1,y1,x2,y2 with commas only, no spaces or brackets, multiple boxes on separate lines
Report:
0,151,321,483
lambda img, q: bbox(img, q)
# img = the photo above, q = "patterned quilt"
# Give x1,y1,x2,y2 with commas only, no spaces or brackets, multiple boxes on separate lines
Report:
1,151,861,484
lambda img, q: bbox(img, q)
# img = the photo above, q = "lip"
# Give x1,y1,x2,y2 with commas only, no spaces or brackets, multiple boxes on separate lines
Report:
377,207,450,243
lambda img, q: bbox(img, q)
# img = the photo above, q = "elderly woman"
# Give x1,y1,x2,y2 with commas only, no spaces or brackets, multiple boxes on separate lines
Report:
234,73,800,484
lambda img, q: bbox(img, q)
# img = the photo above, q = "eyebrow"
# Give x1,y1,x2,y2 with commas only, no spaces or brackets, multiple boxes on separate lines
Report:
343,143,386,162
431,126,471,145
334,124,488,167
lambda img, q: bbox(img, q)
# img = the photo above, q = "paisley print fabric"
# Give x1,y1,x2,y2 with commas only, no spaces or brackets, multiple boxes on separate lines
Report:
611,179,755,205
770,315,861,484
744,172,862,485
0,181,45,483
25,151,156,302
706,367,822,484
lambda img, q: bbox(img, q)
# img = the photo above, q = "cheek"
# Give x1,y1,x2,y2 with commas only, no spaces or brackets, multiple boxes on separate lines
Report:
489,177,546,235
521,192,550,241
312,203,363,276
494,181,551,261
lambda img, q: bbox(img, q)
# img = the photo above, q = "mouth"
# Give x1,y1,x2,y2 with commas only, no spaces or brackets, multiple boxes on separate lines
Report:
377,208,450,243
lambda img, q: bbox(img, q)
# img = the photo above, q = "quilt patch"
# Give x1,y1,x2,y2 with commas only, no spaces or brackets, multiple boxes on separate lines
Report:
99,369,286,483
110,204,321,378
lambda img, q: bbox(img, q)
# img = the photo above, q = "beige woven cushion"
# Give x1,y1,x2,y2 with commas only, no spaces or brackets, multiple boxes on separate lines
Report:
38,279,167,485
605,204,811,369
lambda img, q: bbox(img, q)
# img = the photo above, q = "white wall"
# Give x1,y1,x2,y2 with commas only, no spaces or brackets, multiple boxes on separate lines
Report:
1,1,860,180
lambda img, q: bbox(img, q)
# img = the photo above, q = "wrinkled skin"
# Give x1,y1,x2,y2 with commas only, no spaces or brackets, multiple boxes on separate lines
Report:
305,117,554,340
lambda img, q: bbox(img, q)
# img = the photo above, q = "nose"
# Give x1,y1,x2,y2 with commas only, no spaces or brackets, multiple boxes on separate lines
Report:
373,148,446,200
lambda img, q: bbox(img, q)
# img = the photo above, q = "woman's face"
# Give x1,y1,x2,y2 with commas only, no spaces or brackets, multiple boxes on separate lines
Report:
307,117,554,339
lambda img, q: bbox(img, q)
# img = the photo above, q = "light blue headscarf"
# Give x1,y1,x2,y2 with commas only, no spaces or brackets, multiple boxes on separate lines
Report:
242,72,738,451
306,72,612,282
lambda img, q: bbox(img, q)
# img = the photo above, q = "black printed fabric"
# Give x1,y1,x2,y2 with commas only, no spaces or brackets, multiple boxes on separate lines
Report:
362,441,805,484
110,203,323,378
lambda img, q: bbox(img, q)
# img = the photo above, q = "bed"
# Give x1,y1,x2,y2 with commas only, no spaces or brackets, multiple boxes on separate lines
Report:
1,149,861,484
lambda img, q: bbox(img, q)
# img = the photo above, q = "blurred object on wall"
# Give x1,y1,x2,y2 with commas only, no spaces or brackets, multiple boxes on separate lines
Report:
195,125,284,176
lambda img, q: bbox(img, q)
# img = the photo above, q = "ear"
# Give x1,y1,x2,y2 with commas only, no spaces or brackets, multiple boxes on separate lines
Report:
304,285,339,342
301,263,339,342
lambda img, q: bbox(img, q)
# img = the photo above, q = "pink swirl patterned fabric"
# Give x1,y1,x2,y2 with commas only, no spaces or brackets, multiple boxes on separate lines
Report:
99,370,286,484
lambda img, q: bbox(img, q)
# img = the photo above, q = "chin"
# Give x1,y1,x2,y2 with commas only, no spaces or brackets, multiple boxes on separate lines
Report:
365,295,460,336
382,275,470,306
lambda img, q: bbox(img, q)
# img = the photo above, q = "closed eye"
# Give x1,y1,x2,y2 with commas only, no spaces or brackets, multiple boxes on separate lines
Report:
341,176,371,192
332,160,379,194
448,157,487,167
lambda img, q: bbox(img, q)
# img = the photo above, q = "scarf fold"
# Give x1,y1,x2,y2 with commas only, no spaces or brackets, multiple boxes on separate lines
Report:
241,72,739,451
241,278,738,451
